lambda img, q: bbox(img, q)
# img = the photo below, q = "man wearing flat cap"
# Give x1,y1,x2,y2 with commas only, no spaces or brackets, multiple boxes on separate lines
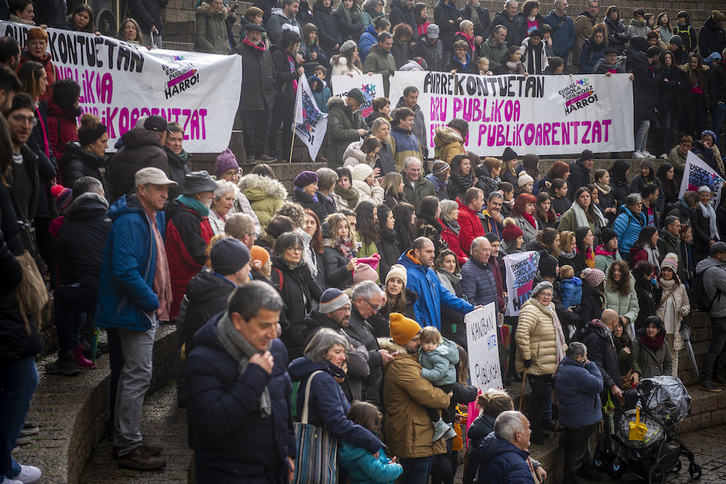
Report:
696,241,726,392
96,167,178,471
165,171,217,322
326,87,369,169
107,115,171,202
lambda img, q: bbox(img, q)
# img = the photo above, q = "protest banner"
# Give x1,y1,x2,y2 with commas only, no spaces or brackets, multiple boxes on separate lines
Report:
331,74,384,119
294,77,328,161
1,21,242,152
466,303,503,392
389,71,634,156
504,251,541,316
679,151,725,207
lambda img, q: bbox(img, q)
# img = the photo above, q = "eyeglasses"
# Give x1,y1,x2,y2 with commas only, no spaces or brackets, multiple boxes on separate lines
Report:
538,292,554,298
9,114,37,127
285,246,303,253
246,233,258,240
362,298,382,312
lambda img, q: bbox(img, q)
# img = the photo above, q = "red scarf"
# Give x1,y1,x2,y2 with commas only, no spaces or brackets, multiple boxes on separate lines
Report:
639,330,665,352
521,212,537,229
459,31,476,52
242,38,266,52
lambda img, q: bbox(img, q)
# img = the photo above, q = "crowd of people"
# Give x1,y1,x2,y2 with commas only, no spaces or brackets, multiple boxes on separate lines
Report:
1,1,726,484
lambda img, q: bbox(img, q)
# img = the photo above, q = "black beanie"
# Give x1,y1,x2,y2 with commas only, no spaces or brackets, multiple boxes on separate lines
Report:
539,254,559,279
601,227,617,245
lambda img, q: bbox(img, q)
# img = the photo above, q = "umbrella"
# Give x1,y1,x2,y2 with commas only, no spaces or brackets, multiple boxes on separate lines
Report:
680,324,699,380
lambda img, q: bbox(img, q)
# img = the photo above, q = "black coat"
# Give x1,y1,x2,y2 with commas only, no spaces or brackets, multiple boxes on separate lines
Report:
434,0,463,48
376,289,418,338
578,283,603,325
579,319,621,390
656,66,685,119
388,0,417,34
347,306,384,406
626,45,658,123
567,159,591,200
321,245,354,289
235,40,276,111
165,148,192,200
460,4,491,39
180,268,235,353
34,0,68,28
59,142,108,196
271,44,302,98
313,2,342,56
378,228,401,279
552,195,572,218
107,128,169,202
699,17,726,58
292,189,329,224
127,0,169,34
633,274,662,332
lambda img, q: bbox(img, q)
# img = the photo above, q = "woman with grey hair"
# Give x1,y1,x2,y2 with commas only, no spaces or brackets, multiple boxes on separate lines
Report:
316,167,339,215
208,180,237,235
361,0,386,27
288,328,383,455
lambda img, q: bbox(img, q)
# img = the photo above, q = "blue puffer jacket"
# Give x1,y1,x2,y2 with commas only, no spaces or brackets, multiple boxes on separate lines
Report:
398,249,475,330
476,432,535,484
95,194,165,331
418,337,459,386
359,24,378,61
559,277,583,308
185,312,296,474
288,356,382,453
554,357,603,429
338,442,403,484
460,258,498,308
613,204,646,255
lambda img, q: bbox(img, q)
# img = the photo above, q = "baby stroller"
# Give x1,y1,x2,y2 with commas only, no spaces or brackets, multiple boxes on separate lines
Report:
596,376,701,483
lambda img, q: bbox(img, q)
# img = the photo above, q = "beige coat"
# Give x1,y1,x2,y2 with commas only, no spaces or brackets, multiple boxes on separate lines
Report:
655,279,689,351
515,298,560,375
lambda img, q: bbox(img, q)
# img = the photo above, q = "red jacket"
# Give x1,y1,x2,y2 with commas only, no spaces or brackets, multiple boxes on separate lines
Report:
47,101,79,165
439,218,467,266
456,197,485,256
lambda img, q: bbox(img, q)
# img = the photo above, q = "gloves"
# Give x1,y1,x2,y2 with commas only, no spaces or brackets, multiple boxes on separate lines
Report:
524,359,533,368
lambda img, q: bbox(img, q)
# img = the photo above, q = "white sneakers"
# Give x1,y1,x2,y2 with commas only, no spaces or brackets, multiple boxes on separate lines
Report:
2,478,23,484
632,150,645,159
9,466,42,484
642,150,655,158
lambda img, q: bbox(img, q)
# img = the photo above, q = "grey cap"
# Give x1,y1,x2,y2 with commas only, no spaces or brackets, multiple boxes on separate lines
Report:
182,171,219,195
710,241,726,256
134,167,178,187
427,24,440,39
347,88,367,106
532,281,554,298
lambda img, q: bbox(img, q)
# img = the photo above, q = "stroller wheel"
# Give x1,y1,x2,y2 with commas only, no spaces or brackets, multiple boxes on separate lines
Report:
670,459,682,474
648,465,667,484
688,462,702,480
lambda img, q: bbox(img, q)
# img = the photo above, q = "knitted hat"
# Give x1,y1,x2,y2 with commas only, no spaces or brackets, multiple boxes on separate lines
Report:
531,281,553,298
501,221,523,242
210,238,251,275
580,149,595,161
340,39,357,54
669,35,683,47
661,253,679,273
713,10,726,23
385,264,408,286
560,264,574,279
600,227,618,245
353,263,378,283
389,312,422,345
293,171,319,188
319,288,351,314
502,146,518,162
215,149,239,178
51,184,73,216
249,245,270,271
351,163,374,182
78,123,108,146
582,268,606,287
432,160,451,177
702,129,718,141
709,241,726,256
640,158,655,171
539,254,559,279
517,173,534,188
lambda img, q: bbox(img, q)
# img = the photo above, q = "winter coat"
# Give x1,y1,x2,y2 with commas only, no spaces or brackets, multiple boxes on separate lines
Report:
55,193,111,295
475,433,536,484
107,128,169,201
490,10,524,49
299,41,328,77
579,282,604,324
238,174,287,229
388,0,416,33
436,270,467,346
460,257,498,308
573,10,597,60
551,195,572,219
460,4,491,40
398,249,474,330
613,205,646,255
391,38,412,69
632,332,673,378
433,126,465,163
627,46,658,123
359,25,379,61
95,195,166,331
327,97,368,169
412,36,445,71
520,37,548,74
456,196,485,256
604,15,630,54
604,273,639,325
309,75,332,113
334,2,364,42
382,346,450,458
699,17,726,58
313,1,341,56
352,180,385,207
567,158,591,198
339,442,403,484
467,412,495,450
127,0,168,34
165,148,192,200
235,39,276,111
434,0,463,48
270,44,302,98
17,50,58,103
419,336,459,386
401,176,435,213
447,53,475,73
695,256,726,318
557,206,602,241
361,4,386,28
362,43,397,97
633,275,662,331
656,278,689,343
578,319,621,390
512,215,539,246
195,2,231,54
395,97,427,156
559,277,582,308
389,126,422,173
59,142,108,196
46,102,79,163
656,65,685,118
594,245,621,274
164,199,215,320
578,38,606,74
554,357,603,428
515,298,560,375
292,189,329,223
186,315,295,478
289,357,382,452
544,11,574,59
440,220,467,266
267,8,302,45
180,268,234,353
628,19,649,38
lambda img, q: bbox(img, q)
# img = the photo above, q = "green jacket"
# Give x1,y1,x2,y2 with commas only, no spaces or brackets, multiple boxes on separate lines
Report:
326,97,368,169
363,43,397,97
480,38,508,69
194,2,231,54
238,174,287,229
402,175,436,213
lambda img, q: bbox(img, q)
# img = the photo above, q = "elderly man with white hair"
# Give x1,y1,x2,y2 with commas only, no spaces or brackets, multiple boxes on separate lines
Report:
460,237,498,308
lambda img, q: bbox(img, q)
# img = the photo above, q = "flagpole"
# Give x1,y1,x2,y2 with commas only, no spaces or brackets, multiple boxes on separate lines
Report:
289,128,295,164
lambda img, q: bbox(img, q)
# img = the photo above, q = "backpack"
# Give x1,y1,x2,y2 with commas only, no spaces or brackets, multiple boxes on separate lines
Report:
692,266,721,312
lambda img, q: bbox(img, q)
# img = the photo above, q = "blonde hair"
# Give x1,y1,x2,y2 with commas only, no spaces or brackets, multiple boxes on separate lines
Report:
559,231,576,253
476,388,514,418
420,326,441,345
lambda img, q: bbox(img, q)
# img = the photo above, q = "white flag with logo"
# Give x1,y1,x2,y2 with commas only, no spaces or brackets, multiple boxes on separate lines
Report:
294,77,328,161
678,151,725,207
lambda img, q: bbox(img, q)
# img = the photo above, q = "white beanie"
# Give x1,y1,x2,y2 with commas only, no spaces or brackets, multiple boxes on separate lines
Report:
518,173,534,187
351,163,374,182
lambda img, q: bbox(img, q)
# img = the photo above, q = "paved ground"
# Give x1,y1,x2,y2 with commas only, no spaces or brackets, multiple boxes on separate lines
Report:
80,383,726,483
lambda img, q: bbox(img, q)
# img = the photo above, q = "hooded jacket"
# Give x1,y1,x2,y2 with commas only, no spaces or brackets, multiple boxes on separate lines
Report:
59,142,108,196
107,128,169,201
515,298,560,375
338,442,403,484
194,2,232,54
433,125,466,163
554,357,603,428
613,205,646,254
327,97,368,169
238,174,287,228
396,96,427,155
398,249,475,330
475,432,535,484
419,336,459,385
359,24,379,61
185,313,296,476
179,268,235,352
95,194,166,331
695,256,726,317
267,7,302,44
698,16,726,58
362,43,397,97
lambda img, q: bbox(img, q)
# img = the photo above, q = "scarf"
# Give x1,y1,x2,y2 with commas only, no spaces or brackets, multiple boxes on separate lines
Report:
325,359,348,379
286,53,299,92
532,298,567,365
242,38,266,52
217,311,272,417
441,217,460,235
459,31,476,53
571,200,607,229
178,194,210,217
334,184,359,208
559,249,576,260
526,39,543,74
644,245,661,271
294,187,318,203
146,209,172,321
578,245,595,269
468,6,481,28
426,173,448,194
333,237,356,259
521,212,537,229
438,268,462,288
594,181,611,195
699,201,719,240
638,329,665,352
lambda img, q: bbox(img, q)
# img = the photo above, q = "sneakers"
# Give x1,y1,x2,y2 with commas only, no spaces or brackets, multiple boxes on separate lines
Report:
442,424,457,440
642,150,655,158
432,419,447,442
632,150,645,159
2,478,23,484
116,447,166,471
45,353,80,376
699,381,722,393
256,154,276,162
659,153,668,160
16,423,40,446
10,465,42,484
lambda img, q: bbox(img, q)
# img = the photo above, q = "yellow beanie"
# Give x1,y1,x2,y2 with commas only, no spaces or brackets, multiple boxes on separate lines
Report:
389,313,422,345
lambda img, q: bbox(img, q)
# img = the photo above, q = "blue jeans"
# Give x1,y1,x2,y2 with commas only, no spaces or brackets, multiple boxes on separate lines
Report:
635,120,650,152
702,317,726,383
400,456,434,484
0,356,39,477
